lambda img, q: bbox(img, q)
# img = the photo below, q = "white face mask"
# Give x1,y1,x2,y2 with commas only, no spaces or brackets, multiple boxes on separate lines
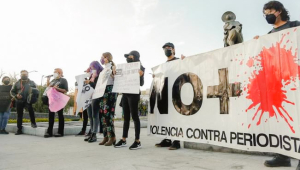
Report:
92,70,97,74
53,73,59,79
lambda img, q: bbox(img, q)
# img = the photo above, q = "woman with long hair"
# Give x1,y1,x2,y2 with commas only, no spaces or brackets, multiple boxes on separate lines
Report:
96,52,118,146
84,61,104,141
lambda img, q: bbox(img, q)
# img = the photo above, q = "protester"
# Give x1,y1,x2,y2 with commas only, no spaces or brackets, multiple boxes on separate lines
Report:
97,52,118,146
44,68,68,138
10,70,37,135
0,76,12,134
85,61,106,143
114,51,145,150
253,1,300,169
74,81,89,136
154,42,185,150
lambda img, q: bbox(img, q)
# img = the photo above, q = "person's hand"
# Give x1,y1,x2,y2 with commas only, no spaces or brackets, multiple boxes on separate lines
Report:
253,35,260,39
84,80,90,84
181,54,186,60
139,70,144,77
152,74,155,78
54,85,59,90
17,94,22,99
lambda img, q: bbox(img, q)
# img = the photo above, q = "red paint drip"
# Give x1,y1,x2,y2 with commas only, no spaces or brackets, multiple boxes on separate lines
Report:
245,34,299,133
247,58,254,67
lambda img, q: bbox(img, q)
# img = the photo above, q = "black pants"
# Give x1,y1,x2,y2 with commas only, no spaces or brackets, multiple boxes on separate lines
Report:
80,109,88,132
122,94,140,140
47,108,64,135
16,101,36,131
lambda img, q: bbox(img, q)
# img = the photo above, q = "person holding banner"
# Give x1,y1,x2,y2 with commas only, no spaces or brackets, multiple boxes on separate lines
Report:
83,61,104,141
154,42,183,150
114,51,145,150
0,76,12,134
44,68,68,138
252,1,300,169
97,52,118,146
10,70,37,135
74,82,88,136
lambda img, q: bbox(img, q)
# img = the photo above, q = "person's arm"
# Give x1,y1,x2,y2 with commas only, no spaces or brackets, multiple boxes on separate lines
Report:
54,79,68,93
31,81,37,88
10,83,18,98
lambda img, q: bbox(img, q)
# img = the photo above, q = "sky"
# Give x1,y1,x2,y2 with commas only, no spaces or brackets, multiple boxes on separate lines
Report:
0,0,299,92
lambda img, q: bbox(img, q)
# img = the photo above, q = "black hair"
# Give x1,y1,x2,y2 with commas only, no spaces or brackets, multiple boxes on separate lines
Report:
263,1,290,21
2,76,10,83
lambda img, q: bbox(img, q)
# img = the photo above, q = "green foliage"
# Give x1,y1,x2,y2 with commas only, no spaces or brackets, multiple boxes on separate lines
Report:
138,99,148,116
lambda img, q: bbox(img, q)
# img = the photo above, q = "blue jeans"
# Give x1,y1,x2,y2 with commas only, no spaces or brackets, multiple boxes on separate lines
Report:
0,109,11,130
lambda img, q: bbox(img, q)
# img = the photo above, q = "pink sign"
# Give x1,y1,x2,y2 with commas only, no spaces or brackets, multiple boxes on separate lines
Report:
47,87,70,112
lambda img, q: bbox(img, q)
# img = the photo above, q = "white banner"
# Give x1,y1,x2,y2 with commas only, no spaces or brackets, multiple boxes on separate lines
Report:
92,64,112,99
112,62,140,94
148,27,300,159
75,73,93,115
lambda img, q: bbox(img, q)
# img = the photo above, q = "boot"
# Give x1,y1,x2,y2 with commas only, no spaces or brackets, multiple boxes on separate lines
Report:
104,137,116,146
264,154,291,167
88,133,97,143
85,129,91,137
84,132,92,141
99,137,109,145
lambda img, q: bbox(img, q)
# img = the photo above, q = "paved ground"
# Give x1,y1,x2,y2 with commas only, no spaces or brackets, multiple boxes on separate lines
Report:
0,127,299,170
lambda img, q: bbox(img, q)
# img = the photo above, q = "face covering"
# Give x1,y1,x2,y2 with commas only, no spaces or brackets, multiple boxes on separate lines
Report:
21,75,28,80
100,58,105,65
266,14,277,24
3,80,10,85
53,73,59,79
165,49,172,57
127,58,134,63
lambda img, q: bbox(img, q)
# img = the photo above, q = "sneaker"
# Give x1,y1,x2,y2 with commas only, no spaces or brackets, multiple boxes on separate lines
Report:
169,140,181,150
264,154,291,167
15,130,23,135
31,123,37,128
114,139,127,148
155,139,172,147
129,141,142,150
75,131,85,136
2,129,9,134
44,133,53,138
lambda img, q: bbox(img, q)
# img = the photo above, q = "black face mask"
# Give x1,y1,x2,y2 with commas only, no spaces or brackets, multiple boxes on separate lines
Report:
127,58,134,63
165,49,172,57
266,14,277,24
21,75,28,80
3,80,10,85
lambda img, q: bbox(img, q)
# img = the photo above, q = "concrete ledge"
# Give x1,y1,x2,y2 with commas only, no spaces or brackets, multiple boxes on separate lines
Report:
5,120,147,137
184,141,275,156
6,122,83,137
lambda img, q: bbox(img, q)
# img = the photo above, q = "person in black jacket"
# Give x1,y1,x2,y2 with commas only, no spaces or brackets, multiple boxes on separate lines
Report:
44,68,68,138
114,50,145,150
10,70,37,135
253,1,300,169
154,42,185,150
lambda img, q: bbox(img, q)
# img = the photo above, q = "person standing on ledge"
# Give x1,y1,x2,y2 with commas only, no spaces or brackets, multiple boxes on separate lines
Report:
10,70,37,135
